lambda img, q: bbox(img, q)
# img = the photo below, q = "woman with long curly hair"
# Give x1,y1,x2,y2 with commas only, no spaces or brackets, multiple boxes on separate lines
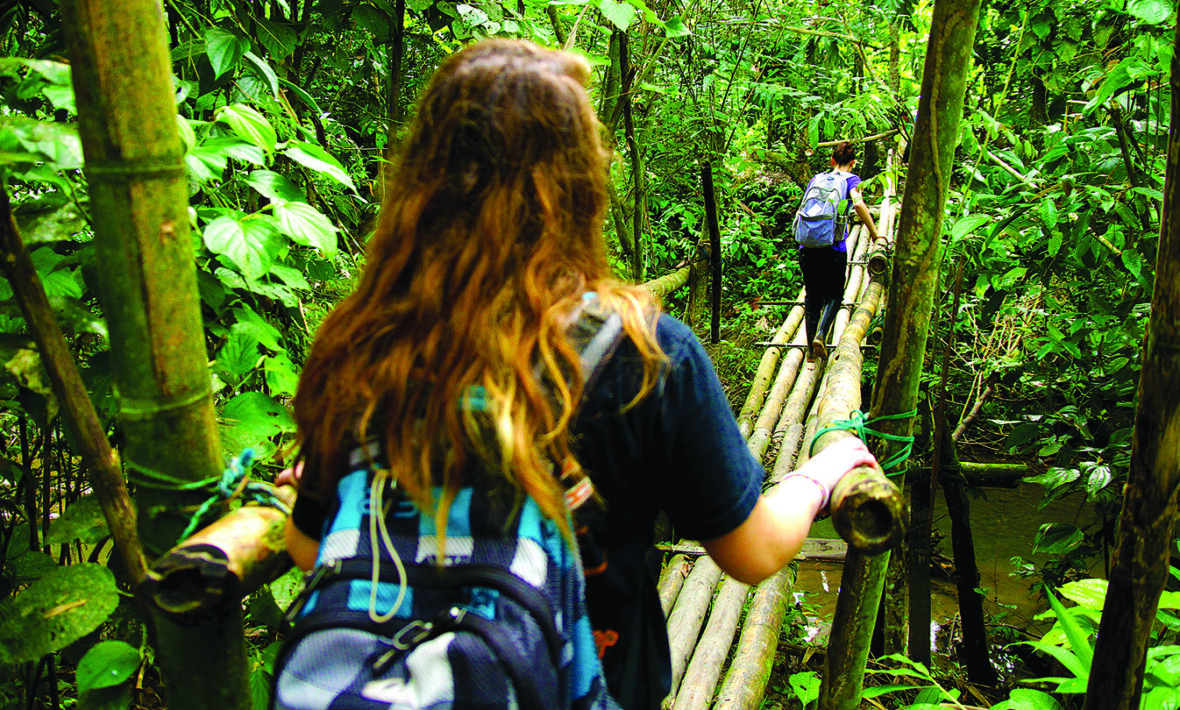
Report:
281,39,875,710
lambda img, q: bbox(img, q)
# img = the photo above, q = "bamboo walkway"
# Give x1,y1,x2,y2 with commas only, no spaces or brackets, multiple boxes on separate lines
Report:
650,191,902,710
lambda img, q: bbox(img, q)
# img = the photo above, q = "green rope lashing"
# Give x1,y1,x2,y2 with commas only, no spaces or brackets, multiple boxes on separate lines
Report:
810,409,918,475
128,450,291,543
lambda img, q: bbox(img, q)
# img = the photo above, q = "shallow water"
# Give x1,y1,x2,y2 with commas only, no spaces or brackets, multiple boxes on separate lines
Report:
793,482,1101,646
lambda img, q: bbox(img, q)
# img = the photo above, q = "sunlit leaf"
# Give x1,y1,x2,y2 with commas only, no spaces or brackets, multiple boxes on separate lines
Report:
0,564,119,665
205,27,249,79
273,200,339,259
215,104,277,155
242,52,279,97
284,141,357,192
77,641,141,693
247,170,304,202
203,214,284,281
597,0,636,30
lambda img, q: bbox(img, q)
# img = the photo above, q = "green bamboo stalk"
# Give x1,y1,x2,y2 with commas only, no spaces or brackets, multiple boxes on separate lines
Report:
1083,21,1180,710
62,2,251,709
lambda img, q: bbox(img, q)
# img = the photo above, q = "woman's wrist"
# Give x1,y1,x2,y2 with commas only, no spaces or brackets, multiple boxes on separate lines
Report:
778,473,829,517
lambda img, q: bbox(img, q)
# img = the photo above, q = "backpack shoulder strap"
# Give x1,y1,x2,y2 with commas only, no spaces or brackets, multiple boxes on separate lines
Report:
566,292,626,396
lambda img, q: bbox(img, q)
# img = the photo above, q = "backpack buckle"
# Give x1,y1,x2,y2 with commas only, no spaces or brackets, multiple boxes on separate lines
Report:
392,619,435,650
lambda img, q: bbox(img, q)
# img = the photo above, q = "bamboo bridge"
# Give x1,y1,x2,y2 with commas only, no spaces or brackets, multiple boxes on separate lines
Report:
641,185,906,710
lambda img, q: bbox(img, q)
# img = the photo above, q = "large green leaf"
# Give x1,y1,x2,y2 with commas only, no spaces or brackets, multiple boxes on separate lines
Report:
0,564,120,665
221,391,296,441
1046,587,1094,669
1060,579,1107,610
215,326,262,384
205,28,250,79
273,201,338,259
215,104,278,155
991,688,1063,710
242,52,279,97
76,640,141,693
264,353,300,398
1033,523,1084,555
254,17,298,61
203,214,284,281
284,142,357,192
0,116,83,170
232,305,284,351
46,495,109,545
1127,0,1173,24
247,170,304,202
597,0,636,30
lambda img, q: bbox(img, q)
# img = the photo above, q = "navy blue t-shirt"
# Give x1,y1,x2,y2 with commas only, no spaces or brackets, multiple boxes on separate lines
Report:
572,315,763,709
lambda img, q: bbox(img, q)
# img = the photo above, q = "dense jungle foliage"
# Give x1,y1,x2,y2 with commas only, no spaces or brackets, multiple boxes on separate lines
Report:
0,0,1176,708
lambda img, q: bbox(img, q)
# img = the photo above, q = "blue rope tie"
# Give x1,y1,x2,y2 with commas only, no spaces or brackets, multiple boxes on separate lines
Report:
128,450,290,543
810,409,918,475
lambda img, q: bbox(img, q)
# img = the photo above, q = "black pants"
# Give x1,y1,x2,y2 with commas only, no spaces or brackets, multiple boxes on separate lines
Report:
799,246,847,344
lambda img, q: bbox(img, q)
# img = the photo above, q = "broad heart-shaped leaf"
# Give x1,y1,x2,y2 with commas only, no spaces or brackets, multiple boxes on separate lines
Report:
203,214,284,281
661,14,690,35
247,170,304,202
1127,0,1173,24
596,0,636,30
242,52,279,97
214,326,262,385
1034,523,1084,555
273,200,338,259
1059,578,1107,610
46,495,108,545
284,142,357,193
0,563,119,665
991,688,1064,710
76,640,141,693
233,305,284,351
220,392,296,442
1,115,83,170
205,27,249,79
215,104,277,155
255,17,298,61
264,352,300,398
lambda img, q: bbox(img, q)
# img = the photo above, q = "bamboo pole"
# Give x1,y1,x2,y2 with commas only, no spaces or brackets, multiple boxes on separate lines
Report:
713,566,795,710
737,302,805,438
62,2,252,708
666,556,724,695
659,554,693,616
820,0,982,706
1083,22,1180,709
142,489,295,619
671,578,751,710
643,264,691,299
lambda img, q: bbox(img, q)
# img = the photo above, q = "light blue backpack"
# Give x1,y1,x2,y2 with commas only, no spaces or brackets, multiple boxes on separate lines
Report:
793,171,850,248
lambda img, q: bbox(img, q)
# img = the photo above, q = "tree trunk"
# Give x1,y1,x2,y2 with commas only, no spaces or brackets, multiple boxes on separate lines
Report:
859,0,980,685
1083,22,1180,710
62,2,250,709
0,188,147,587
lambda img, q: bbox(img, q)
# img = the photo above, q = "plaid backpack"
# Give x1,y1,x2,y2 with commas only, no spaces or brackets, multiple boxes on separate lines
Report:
272,295,624,710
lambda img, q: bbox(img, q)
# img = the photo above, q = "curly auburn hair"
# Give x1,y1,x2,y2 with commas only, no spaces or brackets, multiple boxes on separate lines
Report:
292,39,664,542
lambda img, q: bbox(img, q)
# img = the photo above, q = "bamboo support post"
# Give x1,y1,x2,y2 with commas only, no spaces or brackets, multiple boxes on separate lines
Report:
142,489,295,621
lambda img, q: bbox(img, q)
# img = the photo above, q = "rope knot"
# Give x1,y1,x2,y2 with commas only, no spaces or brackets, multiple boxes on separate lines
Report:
809,409,918,475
